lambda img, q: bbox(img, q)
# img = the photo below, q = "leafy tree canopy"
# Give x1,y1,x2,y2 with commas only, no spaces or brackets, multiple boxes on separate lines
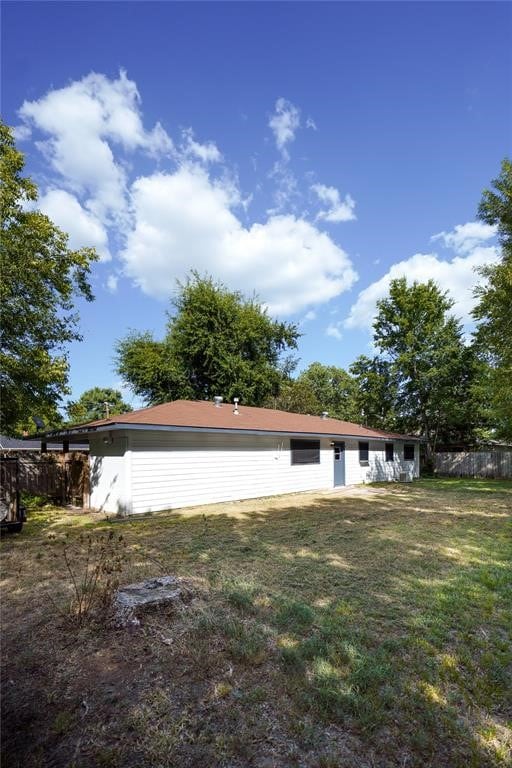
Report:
473,158,512,439
349,355,398,431
0,121,98,435
478,157,512,260
296,362,359,421
371,278,484,457
116,273,300,407
66,387,133,425
264,378,321,415
265,363,359,420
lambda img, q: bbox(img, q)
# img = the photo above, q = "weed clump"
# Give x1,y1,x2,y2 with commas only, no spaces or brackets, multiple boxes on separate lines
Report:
222,578,260,613
49,530,128,625
274,598,315,632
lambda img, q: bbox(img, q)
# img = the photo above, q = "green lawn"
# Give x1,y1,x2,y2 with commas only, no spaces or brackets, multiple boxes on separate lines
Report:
1,479,511,767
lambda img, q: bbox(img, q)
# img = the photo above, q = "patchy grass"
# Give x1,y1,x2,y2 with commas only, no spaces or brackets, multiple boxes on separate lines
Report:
415,476,512,494
1,479,511,767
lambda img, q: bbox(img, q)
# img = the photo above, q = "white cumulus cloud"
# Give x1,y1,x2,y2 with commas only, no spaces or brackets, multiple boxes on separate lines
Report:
326,322,343,340
120,166,358,315
180,128,222,164
13,124,32,141
344,224,500,331
38,189,111,260
269,98,300,157
18,70,172,224
431,221,497,255
312,183,356,223
16,73,361,318
106,274,119,293
267,160,300,215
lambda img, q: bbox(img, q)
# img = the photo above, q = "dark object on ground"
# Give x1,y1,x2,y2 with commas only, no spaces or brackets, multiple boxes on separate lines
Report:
0,458,27,533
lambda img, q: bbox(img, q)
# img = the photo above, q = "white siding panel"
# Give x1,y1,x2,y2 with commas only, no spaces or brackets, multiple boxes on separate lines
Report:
129,432,333,514
89,429,420,515
89,434,131,514
344,439,419,485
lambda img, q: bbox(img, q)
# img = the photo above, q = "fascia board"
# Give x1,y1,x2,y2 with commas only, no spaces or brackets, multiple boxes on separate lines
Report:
48,423,423,442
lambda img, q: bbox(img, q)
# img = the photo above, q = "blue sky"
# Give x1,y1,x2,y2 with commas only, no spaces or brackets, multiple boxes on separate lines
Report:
2,1,511,411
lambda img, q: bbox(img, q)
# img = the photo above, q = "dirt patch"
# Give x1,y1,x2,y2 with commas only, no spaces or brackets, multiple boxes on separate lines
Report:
321,483,394,496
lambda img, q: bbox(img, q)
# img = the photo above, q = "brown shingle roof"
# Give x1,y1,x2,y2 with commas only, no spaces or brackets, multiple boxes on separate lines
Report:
59,400,420,441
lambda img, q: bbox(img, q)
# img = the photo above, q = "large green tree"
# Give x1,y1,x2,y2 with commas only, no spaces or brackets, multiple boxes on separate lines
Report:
264,378,320,415
371,278,482,459
66,387,133,425
349,355,398,430
0,121,98,435
116,273,300,406
473,158,512,439
296,362,359,421
263,363,359,420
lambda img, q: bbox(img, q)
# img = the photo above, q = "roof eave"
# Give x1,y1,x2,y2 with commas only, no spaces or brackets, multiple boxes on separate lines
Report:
46,422,423,442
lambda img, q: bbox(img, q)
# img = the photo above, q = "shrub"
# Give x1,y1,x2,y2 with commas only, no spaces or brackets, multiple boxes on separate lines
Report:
20,491,52,510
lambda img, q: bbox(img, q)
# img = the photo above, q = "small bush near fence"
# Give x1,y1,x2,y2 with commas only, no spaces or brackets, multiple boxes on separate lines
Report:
20,492,54,511
435,451,512,479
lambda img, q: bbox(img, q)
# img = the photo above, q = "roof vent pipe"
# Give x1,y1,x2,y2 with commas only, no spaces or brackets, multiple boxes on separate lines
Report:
233,397,239,415
321,411,329,420
213,396,223,407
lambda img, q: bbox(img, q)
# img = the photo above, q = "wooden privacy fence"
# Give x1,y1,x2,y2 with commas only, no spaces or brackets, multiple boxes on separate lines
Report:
0,454,90,508
435,451,512,479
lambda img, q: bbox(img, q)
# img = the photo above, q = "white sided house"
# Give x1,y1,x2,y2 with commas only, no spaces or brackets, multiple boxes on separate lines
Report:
54,399,421,515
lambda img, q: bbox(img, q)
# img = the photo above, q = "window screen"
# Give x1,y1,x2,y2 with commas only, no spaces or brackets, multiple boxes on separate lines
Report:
359,441,369,463
385,443,394,462
290,439,320,465
404,444,415,461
